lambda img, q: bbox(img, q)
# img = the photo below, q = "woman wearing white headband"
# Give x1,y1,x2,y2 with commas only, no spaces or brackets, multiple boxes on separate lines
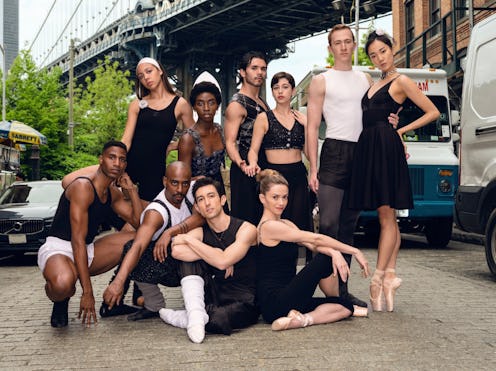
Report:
122,57,195,202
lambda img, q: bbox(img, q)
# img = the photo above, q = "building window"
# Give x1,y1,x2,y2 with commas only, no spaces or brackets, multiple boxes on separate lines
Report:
455,0,468,21
405,0,415,43
430,0,441,37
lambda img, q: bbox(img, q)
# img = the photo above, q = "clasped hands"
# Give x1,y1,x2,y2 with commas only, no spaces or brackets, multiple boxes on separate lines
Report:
241,160,260,178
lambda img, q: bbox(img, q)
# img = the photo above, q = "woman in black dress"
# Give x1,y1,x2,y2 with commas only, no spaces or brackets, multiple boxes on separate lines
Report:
256,169,370,331
349,31,440,312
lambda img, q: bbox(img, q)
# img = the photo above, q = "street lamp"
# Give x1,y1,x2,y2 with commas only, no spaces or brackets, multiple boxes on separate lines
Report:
0,43,6,124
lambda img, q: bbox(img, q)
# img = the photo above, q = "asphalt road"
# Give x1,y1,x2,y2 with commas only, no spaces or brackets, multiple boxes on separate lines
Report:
0,234,495,370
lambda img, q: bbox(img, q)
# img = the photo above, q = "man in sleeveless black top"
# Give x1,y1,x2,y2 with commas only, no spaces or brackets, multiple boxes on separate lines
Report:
225,51,269,225
38,141,143,328
161,177,259,343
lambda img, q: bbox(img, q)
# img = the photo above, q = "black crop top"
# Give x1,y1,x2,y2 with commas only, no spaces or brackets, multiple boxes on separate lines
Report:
262,110,304,150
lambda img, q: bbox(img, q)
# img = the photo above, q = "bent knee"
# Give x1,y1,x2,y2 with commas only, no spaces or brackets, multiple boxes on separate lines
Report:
46,271,76,299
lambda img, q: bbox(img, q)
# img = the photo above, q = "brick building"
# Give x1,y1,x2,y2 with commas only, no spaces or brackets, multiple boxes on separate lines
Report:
391,0,496,102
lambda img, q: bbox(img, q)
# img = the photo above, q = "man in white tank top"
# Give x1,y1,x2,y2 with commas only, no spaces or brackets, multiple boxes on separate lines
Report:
306,25,397,309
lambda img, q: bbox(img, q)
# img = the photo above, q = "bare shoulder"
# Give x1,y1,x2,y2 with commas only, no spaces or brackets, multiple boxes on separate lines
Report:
65,178,94,202
308,74,326,97
395,74,415,87
224,101,247,128
310,73,325,87
238,221,257,243
225,100,246,115
128,98,140,111
240,220,257,234
260,218,294,232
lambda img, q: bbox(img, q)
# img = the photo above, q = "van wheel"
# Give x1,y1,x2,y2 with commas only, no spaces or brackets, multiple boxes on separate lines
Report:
425,217,453,248
485,209,496,277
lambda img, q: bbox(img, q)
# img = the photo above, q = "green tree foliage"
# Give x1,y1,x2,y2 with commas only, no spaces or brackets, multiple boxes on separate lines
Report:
5,50,74,180
3,51,134,180
74,57,133,155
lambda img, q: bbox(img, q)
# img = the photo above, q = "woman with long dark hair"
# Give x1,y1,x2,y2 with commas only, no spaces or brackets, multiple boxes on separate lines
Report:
122,57,195,202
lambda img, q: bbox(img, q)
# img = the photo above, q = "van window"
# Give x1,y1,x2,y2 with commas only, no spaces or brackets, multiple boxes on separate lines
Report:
472,39,496,118
399,96,451,142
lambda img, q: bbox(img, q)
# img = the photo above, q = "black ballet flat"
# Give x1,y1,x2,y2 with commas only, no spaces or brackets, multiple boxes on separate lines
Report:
127,308,159,321
99,302,138,318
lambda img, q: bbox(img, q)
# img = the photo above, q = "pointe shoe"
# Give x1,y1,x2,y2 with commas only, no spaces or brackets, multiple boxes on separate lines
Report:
272,310,311,331
352,305,368,317
271,316,293,331
370,277,385,312
383,277,402,312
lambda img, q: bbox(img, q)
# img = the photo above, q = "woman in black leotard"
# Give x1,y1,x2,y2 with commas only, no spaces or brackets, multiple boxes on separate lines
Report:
349,31,440,312
122,57,195,202
256,169,370,331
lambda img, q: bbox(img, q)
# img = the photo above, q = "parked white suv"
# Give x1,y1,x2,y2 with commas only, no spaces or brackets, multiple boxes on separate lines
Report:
454,13,496,276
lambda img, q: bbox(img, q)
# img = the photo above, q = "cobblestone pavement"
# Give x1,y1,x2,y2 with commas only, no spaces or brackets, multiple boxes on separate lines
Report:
0,234,495,371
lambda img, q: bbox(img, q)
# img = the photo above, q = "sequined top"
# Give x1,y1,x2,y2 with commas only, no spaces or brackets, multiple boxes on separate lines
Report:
230,93,268,160
262,110,304,150
182,124,225,182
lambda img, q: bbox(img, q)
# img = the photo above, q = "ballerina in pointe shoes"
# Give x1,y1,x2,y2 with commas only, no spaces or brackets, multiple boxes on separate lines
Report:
350,30,439,314
256,169,371,332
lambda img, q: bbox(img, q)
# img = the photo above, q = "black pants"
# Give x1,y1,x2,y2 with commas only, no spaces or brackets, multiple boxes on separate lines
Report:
259,253,354,323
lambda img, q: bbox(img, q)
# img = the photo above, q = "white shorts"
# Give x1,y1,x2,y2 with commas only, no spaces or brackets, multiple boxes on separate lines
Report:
37,236,95,272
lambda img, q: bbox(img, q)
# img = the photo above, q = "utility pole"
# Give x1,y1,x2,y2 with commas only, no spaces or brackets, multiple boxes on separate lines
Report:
354,0,360,66
0,43,6,124
68,38,75,149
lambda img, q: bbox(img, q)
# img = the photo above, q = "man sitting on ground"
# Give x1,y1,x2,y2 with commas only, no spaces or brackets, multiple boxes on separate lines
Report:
161,177,259,343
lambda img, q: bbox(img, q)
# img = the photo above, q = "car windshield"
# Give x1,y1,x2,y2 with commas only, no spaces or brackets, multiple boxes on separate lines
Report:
0,183,62,204
399,95,451,142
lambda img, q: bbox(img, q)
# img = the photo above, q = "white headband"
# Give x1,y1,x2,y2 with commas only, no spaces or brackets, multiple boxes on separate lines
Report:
137,57,160,71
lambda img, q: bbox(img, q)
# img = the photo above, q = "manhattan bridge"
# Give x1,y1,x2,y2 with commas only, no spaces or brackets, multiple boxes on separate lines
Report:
30,0,392,101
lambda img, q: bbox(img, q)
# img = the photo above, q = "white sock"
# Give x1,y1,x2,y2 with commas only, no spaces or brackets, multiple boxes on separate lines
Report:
159,308,188,329
181,275,209,344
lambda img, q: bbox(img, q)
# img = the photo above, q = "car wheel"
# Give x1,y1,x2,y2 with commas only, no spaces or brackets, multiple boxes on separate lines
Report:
425,217,453,248
485,209,496,277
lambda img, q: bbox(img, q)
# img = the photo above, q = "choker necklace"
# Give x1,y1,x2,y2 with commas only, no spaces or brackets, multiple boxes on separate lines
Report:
381,69,397,80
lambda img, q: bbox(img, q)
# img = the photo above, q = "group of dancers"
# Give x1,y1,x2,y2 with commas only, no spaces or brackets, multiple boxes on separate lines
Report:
37,24,439,343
